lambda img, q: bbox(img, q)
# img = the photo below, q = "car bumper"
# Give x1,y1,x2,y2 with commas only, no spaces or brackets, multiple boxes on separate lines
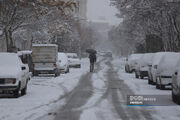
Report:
33,69,56,74
0,85,18,91
140,71,148,77
69,64,81,68
160,77,172,85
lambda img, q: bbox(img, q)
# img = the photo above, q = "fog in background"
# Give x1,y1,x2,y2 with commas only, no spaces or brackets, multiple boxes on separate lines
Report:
87,0,121,54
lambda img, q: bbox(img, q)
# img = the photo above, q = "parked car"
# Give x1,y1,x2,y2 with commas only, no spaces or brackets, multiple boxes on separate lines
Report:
156,53,180,90
66,53,81,68
0,53,30,98
148,52,167,85
32,44,60,76
125,54,143,73
18,50,32,72
135,53,154,79
172,59,180,104
58,53,69,73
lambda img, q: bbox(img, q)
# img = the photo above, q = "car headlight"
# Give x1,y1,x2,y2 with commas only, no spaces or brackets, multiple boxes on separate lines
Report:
5,79,16,84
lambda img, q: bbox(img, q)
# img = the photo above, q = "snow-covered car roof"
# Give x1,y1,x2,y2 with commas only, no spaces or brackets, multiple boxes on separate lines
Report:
157,52,180,75
66,53,78,58
152,52,173,66
32,44,57,47
138,53,154,66
128,53,143,64
0,53,22,78
128,54,143,61
17,50,32,56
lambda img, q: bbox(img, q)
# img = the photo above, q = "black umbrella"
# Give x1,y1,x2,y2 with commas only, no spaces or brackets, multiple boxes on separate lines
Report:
86,49,97,54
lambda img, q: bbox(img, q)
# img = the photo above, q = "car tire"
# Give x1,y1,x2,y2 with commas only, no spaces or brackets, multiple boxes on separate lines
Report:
21,82,27,96
172,91,177,103
156,84,160,89
159,85,165,90
33,70,38,76
140,76,144,79
148,79,152,84
135,73,139,78
14,83,20,98
55,70,60,77
66,67,70,73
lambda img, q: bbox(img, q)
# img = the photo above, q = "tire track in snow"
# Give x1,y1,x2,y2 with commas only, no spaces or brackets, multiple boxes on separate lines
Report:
107,60,155,120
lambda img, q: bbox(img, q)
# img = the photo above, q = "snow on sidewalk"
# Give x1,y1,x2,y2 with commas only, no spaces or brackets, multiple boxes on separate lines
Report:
112,57,180,120
0,58,89,120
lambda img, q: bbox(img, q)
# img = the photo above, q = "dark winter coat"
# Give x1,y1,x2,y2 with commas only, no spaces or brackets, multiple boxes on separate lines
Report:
89,53,96,63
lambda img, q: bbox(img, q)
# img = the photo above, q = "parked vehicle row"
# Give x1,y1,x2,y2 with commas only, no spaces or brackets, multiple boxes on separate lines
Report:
125,52,180,104
0,44,82,98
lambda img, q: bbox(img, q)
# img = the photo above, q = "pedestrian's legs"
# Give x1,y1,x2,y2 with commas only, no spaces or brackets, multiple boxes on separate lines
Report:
90,63,92,72
90,62,94,72
92,62,94,72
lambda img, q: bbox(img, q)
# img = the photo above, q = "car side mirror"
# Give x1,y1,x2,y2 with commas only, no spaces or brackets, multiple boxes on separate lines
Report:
175,72,178,75
21,66,26,70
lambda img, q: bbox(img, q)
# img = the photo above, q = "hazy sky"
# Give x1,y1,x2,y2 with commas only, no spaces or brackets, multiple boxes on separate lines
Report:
87,0,121,25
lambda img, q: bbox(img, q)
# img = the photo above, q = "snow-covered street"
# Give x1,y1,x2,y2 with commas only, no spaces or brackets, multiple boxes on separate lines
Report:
1,57,180,120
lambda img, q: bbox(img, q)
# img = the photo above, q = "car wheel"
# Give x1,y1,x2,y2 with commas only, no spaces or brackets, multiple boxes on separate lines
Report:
21,82,27,96
159,85,165,90
148,79,152,84
55,70,60,77
156,84,160,89
33,70,38,76
172,91,177,103
140,75,144,79
66,67,70,73
14,83,20,98
135,73,139,78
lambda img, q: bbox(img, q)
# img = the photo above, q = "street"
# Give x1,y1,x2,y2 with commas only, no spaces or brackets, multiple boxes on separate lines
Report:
1,56,180,120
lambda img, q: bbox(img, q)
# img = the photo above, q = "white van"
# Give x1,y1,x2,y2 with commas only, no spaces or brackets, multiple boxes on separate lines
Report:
156,53,180,89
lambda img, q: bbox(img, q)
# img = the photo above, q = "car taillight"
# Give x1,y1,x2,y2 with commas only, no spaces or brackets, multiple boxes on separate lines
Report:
32,64,34,67
12,79,16,84
54,64,57,67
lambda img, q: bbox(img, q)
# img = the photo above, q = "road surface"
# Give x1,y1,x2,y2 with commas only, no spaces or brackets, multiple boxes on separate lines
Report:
53,58,155,120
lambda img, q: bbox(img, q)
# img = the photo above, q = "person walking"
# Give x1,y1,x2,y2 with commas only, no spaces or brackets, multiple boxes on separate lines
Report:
89,53,97,72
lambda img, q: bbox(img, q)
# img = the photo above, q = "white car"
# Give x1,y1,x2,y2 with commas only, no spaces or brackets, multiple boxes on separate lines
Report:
125,54,143,73
58,53,69,73
156,53,180,90
0,53,30,98
135,53,154,79
66,53,81,68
